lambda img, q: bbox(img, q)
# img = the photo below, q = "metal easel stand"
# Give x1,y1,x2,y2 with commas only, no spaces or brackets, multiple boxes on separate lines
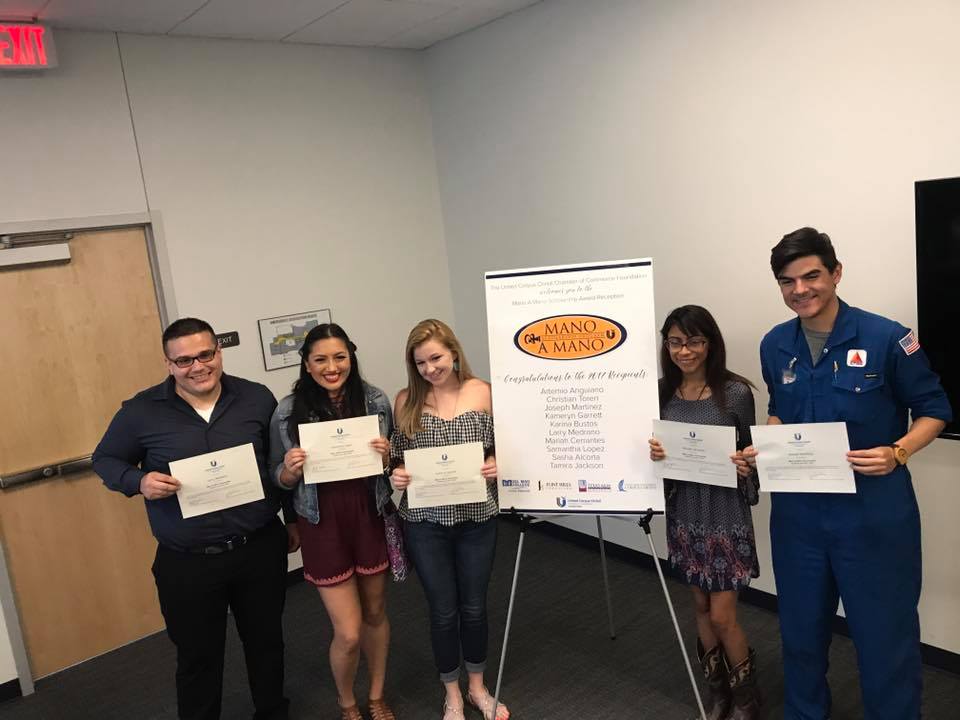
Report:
493,509,706,719
596,515,617,639
492,512,528,716
637,508,708,720
491,512,625,713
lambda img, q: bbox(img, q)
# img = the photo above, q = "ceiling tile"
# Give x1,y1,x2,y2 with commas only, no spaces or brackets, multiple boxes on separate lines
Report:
384,3,525,49
0,1,47,21
170,0,346,41
12,0,543,47
41,0,206,34
285,0,455,47
453,0,541,9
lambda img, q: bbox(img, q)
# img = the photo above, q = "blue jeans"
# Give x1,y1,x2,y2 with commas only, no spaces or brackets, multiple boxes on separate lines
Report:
404,517,498,682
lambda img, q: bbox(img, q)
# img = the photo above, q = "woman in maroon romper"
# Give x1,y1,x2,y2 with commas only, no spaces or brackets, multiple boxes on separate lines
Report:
269,323,396,720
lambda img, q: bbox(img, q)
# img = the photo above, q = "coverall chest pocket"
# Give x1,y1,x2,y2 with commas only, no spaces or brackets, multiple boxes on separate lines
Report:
832,371,886,424
772,376,801,422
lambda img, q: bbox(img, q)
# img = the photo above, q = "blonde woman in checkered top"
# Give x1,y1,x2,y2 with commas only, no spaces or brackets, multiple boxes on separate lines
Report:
389,319,509,720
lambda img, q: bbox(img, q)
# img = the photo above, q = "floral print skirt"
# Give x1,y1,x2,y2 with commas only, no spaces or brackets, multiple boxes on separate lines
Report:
665,479,759,592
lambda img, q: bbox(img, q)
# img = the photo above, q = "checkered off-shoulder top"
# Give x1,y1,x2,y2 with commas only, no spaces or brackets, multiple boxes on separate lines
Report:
390,410,499,526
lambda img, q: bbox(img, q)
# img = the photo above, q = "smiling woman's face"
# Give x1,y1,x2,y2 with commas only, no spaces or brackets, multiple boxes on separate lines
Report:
665,325,709,377
305,337,351,394
413,339,456,387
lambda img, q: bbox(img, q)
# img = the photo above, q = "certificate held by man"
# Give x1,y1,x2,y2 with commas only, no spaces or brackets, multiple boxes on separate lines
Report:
404,441,487,509
171,443,266,519
299,415,383,484
750,422,856,493
651,419,738,488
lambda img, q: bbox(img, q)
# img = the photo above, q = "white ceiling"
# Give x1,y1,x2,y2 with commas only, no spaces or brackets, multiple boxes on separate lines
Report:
0,0,541,50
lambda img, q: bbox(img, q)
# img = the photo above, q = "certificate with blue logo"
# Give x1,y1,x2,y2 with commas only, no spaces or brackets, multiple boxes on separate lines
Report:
651,420,738,488
403,441,486,509
750,422,856,493
171,443,266,519
299,415,383,484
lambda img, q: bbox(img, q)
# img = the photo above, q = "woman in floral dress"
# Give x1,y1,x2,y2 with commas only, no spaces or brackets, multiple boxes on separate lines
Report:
649,305,762,720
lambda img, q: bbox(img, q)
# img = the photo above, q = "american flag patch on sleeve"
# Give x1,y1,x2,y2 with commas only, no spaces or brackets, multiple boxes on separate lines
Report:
899,330,920,356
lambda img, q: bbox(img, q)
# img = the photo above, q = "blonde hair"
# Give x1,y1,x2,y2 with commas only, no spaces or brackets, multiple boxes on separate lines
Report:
396,319,474,437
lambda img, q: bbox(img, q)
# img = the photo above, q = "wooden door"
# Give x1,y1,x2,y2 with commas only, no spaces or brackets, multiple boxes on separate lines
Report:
0,227,167,678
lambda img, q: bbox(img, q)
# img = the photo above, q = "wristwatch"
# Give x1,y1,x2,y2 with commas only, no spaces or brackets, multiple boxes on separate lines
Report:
891,443,909,466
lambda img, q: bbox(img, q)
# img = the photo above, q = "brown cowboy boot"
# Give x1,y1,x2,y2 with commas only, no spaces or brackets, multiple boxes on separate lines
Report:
697,639,732,720
727,648,762,720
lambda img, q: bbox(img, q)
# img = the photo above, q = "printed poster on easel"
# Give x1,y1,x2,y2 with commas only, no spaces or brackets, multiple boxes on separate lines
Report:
485,259,663,514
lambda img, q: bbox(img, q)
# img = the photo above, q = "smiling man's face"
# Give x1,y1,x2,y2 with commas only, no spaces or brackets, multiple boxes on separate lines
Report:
165,332,223,401
776,255,842,323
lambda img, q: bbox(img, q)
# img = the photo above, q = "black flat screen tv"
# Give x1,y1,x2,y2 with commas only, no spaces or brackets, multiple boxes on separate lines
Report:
915,176,960,439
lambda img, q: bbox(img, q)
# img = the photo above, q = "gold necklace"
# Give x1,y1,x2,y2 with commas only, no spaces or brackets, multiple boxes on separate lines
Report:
431,382,462,419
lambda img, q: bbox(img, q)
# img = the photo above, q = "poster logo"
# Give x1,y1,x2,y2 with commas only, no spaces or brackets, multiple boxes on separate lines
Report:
556,496,567,508
514,314,626,360
501,478,530,490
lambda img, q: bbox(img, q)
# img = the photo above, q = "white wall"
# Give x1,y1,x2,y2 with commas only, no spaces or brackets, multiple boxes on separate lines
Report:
115,33,453,400
0,543,19,688
0,628,13,691
425,0,960,652
1,29,452,400
0,30,452,685
0,32,146,221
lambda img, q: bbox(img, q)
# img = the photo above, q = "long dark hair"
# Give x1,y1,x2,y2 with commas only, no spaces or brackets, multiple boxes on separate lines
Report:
288,324,367,446
658,305,754,411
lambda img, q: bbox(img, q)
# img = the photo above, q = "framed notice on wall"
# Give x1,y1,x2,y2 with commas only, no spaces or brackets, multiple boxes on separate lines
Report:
485,259,662,514
257,308,332,371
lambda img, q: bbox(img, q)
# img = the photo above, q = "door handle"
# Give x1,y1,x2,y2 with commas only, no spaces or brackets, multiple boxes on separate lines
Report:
0,455,93,489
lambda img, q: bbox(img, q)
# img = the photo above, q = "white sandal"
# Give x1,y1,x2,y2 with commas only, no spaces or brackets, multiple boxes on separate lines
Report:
467,688,510,720
442,701,465,720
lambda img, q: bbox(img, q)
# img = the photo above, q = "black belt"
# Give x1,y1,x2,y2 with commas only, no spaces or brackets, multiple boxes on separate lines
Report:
177,520,277,555
186,537,248,555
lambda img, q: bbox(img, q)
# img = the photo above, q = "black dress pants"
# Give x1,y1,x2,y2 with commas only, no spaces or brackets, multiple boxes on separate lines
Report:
152,520,289,720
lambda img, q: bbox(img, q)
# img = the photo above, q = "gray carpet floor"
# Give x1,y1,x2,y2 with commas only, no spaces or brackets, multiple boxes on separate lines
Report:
1,518,958,719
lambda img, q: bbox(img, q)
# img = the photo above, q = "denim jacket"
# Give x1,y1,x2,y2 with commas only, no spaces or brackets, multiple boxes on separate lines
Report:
269,382,394,524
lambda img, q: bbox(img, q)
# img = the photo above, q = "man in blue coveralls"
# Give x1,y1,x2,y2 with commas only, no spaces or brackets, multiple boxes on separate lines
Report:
741,227,951,719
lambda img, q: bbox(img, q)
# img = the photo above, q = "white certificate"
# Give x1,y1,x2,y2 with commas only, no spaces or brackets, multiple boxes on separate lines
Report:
171,443,266,519
652,419,738,488
299,415,383,485
751,422,856,493
404,442,487,509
